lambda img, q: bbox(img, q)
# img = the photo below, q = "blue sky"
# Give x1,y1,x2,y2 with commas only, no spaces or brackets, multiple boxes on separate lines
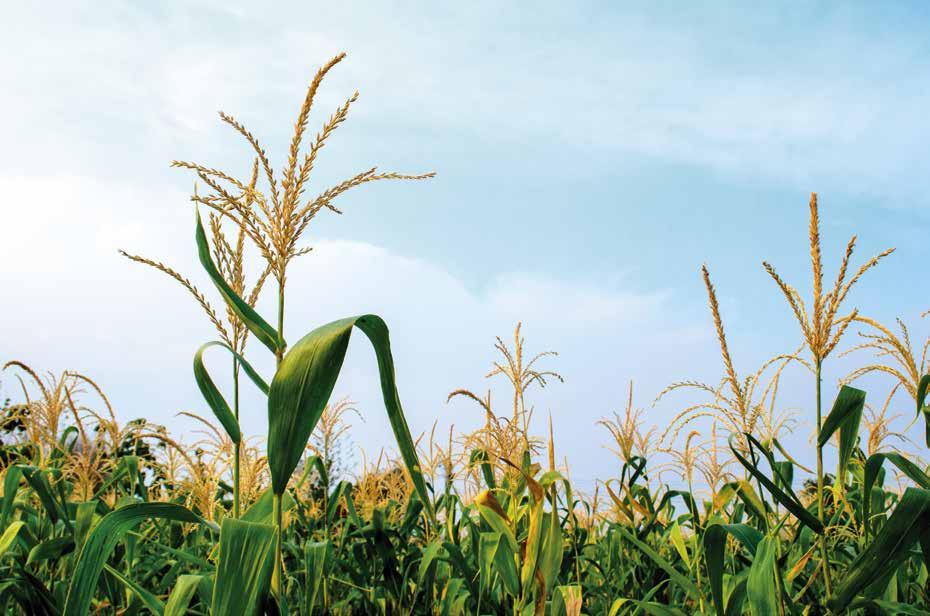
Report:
3,2,930,487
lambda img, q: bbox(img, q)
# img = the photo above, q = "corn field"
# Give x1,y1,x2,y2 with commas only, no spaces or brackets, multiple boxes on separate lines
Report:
3,53,930,615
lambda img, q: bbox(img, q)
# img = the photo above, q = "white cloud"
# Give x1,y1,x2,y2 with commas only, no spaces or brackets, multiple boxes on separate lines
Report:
4,2,930,203
0,172,714,481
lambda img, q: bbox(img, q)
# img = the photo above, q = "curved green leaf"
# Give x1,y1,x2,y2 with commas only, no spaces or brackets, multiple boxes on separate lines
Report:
817,385,866,483
193,341,269,444
27,536,74,565
729,434,823,534
104,564,165,615
63,502,206,616
829,487,930,611
704,523,763,616
266,314,431,517
195,210,283,354
850,598,930,615
863,452,930,537
617,526,699,599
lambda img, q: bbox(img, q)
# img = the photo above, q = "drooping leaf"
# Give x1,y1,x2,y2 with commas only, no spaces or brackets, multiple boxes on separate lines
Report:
730,434,823,534
850,598,930,615
63,502,206,616
266,314,430,518
193,341,269,443
863,452,930,537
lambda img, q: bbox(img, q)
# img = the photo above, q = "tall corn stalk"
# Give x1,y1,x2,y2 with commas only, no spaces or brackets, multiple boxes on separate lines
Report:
763,192,893,593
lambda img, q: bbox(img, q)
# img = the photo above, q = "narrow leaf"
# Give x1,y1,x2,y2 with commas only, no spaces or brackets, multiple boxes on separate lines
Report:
195,210,282,353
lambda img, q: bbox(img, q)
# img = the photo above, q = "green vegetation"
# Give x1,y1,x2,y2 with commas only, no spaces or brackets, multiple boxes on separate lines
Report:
2,54,930,614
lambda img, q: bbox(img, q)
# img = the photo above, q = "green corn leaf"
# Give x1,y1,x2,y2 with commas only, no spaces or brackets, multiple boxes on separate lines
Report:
492,533,520,598
519,498,545,592
165,574,203,616
475,498,518,554
829,487,930,611
703,523,763,616
326,480,352,526
478,530,519,598
608,597,687,616
617,527,699,599
295,454,328,491
817,385,866,483
442,541,478,599
725,575,749,616
104,564,165,615
211,518,277,616
746,535,779,616
469,449,496,489
863,452,930,537
439,577,468,616
63,502,206,616
242,487,296,525
1,465,22,527
0,521,26,559
193,341,270,444
669,522,689,567
537,506,564,594
478,532,500,598
417,540,444,587
729,434,823,534
305,541,331,615
266,314,431,518
74,500,97,553
195,210,283,354
20,466,68,529
26,536,75,565
918,374,930,447
850,598,930,615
